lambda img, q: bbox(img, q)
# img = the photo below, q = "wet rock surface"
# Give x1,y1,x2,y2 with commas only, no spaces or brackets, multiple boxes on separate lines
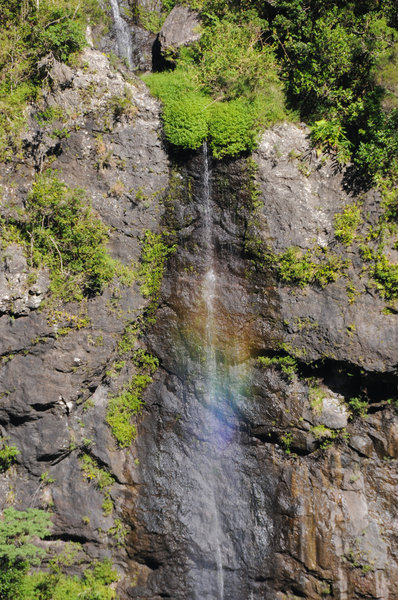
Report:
130,144,397,598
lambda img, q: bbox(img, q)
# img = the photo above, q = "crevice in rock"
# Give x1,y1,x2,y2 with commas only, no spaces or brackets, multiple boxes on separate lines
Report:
134,552,163,570
31,402,58,412
47,532,96,545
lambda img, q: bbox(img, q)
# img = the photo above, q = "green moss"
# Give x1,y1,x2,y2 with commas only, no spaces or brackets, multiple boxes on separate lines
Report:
106,350,159,448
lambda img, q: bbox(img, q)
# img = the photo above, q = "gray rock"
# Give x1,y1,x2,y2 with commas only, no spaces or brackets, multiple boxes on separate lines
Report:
317,394,349,429
0,244,50,315
159,5,202,55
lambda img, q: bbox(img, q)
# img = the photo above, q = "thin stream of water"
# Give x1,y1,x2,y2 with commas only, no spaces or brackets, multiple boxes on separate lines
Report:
109,0,133,68
201,142,225,600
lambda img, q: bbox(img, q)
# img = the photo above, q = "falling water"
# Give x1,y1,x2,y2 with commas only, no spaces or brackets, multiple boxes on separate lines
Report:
109,0,134,68
200,142,224,600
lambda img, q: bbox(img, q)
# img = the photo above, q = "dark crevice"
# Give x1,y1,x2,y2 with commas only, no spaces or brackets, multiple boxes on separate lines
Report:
47,532,95,545
31,402,58,412
134,552,163,570
9,413,38,426
37,448,71,463
251,429,314,456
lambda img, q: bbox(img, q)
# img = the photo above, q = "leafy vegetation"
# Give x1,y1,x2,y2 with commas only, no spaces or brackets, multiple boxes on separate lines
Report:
334,203,362,246
0,508,52,566
0,0,103,159
106,349,159,448
138,230,176,301
0,438,19,472
79,454,114,516
0,506,118,599
144,9,287,156
257,354,297,381
1,171,133,303
144,0,398,176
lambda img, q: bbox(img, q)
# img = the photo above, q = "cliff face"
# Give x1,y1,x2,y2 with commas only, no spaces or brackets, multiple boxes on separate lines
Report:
0,47,169,589
0,26,397,600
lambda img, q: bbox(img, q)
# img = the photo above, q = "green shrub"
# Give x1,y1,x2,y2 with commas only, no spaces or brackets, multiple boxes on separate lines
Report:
144,13,287,156
138,230,176,300
0,508,52,566
163,94,210,149
106,350,158,448
272,246,347,288
311,118,352,164
209,99,257,158
334,204,362,246
10,558,118,600
372,254,398,299
0,439,19,472
3,171,127,302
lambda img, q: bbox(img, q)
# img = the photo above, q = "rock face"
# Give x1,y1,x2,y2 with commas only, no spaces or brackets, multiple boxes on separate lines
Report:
125,138,398,599
0,33,397,600
0,46,169,589
158,5,202,55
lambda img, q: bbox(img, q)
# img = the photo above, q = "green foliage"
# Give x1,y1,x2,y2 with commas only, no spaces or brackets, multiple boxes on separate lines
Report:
310,424,338,448
79,455,114,515
209,99,257,158
372,254,398,299
334,204,362,246
311,119,352,164
272,246,347,288
3,558,118,600
106,349,159,448
163,93,209,150
356,107,398,179
138,230,176,300
348,396,368,417
0,0,103,159
257,354,297,381
2,171,131,303
0,438,19,472
0,508,52,566
270,0,398,180
144,11,287,155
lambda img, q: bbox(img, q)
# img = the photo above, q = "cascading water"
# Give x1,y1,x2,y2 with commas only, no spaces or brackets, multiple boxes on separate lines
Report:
137,143,274,599
200,142,224,599
109,0,133,68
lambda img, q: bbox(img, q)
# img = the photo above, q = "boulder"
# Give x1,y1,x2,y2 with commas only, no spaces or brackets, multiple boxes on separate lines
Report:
158,5,201,55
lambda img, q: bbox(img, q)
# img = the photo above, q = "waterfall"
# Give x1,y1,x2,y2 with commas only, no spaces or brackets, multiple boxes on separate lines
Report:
109,0,133,68
199,142,225,600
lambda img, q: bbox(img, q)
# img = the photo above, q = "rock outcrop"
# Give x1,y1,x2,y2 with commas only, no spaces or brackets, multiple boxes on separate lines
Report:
158,5,202,56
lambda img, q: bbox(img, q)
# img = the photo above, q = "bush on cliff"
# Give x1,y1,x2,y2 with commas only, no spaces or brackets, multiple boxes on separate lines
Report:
144,12,288,156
